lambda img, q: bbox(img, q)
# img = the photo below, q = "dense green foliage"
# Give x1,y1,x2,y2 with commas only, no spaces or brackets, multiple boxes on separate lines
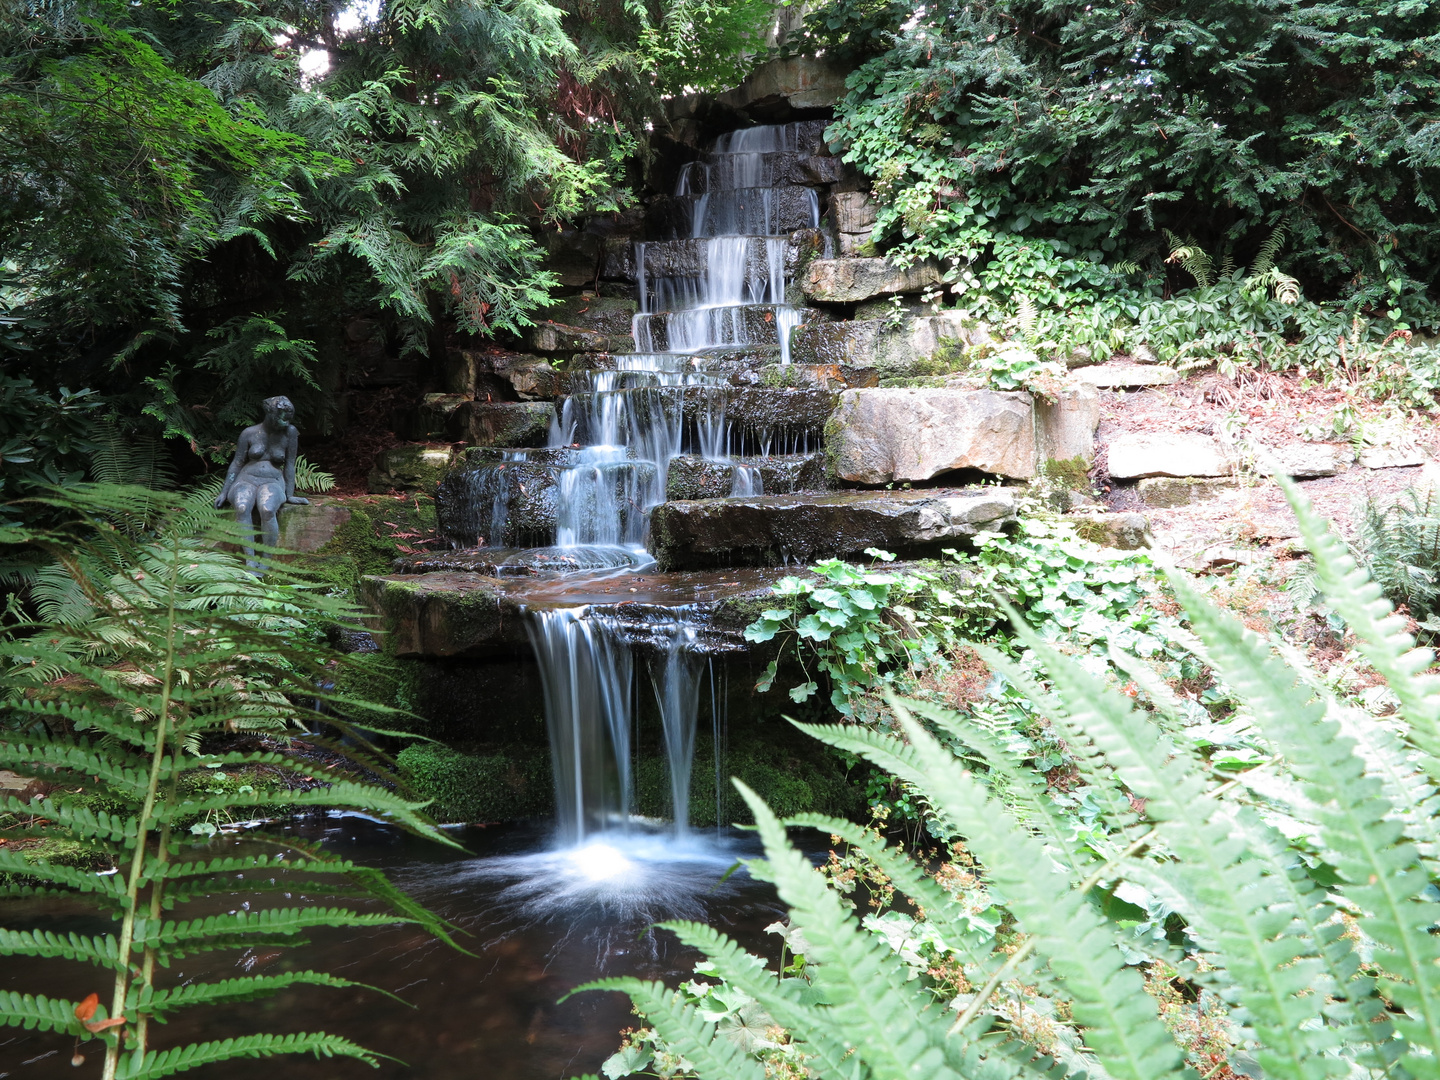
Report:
0,487,457,1077
1,0,657,456
584,483,1440,1080
808,0,1440,352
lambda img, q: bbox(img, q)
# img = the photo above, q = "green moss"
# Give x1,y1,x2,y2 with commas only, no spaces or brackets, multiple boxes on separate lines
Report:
909,341,968,377
332,652,428,734
396,743,553,824
298,495,439,595
1039,455,1092,492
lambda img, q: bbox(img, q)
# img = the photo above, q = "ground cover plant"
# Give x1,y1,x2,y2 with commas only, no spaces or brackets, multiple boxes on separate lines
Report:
585,483,1440,1079
0,485,458,1078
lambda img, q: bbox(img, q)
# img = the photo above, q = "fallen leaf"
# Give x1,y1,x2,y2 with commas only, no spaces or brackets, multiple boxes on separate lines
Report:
83,1016,126,1034
74,994,99,1022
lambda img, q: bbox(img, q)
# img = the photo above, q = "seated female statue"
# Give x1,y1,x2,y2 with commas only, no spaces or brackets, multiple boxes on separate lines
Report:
215,395,309,564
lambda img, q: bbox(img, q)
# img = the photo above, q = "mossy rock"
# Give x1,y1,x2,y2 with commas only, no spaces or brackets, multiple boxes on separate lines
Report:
396,743,553,824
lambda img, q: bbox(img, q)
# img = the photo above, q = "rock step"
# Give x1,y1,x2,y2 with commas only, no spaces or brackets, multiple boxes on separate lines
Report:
666,452,830,501
557,385,836,448
613,230,823,282
650,488,1019,570
790,312,980,377
563,359,875,394
802,258,942,304
361,566,794,658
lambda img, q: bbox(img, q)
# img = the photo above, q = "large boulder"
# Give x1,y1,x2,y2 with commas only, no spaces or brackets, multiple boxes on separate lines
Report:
827,388,1038,483
712,56,851,114
1036,383,1101,466
802,258,942,303
789,312,975,378
651,488,1018,569
277,498,354,553
1106,431,1235,479
367,444,455,493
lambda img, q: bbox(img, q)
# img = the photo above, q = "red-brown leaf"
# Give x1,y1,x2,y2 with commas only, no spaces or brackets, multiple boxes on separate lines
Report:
74,994,99,1022
82,1016,126,1034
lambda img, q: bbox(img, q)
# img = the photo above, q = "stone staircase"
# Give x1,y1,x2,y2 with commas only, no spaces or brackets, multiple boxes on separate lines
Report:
362,102,1097,658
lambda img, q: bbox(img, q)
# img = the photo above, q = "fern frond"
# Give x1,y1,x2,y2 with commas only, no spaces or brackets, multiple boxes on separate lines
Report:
1165,569,1440,1078
654,920,866,1080
0,990,85,1034
6,796,139,845
0,738,151,795
735,781,967,1080
796,721,1185,1080
131,972,387,1017
0,928,122,969
984,626,1343,1080
113,1031,384,1079
0,849,124,897
1248,224,1287,277
1163,230,1214,287
784,812,1009,969
1283,477,1440,780
572,978,767,1080
132,908,410,949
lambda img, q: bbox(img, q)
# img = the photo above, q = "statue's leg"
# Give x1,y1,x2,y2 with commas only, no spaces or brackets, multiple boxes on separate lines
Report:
230,484,259,565
257,483,286,552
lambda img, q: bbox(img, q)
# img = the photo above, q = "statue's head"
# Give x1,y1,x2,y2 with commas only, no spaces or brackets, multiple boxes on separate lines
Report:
261,396,295,427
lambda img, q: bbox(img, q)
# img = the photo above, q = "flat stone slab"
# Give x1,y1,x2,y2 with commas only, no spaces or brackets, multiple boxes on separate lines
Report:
368,444,455,493
1138,476,1240,508
360,567,792,658
828,388,1037,483
650,488,1018,569
1107,431,1234,479
1360,446,1426,469
1072,363,1180,388
1251,442,1344,479
802,258,941,303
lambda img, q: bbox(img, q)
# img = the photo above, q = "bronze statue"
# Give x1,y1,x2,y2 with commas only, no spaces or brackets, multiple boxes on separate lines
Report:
216,396,309,563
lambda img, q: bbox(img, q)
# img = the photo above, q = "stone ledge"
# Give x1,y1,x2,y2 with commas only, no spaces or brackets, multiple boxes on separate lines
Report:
651,488,1018,570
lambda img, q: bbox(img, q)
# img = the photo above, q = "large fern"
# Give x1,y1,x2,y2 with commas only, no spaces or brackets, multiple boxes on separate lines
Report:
0,485,459,1078
583,481,1440,1080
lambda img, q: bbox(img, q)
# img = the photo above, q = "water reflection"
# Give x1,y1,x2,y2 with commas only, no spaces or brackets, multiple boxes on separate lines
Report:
0,817,787,1080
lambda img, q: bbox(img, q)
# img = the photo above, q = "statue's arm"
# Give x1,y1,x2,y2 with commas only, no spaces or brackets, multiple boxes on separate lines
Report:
215,434,248,509
285,426,308,505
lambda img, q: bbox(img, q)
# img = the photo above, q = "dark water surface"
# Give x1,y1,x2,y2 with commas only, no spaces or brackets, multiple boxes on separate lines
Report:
0,815,788,1079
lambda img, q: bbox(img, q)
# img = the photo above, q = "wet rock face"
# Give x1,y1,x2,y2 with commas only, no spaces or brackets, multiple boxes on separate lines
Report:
801,258,942,303
665,453,830,500
828,388,1038,483
436,460,561,547
650,488,1019,569
622,231,824,283
451,401,555,447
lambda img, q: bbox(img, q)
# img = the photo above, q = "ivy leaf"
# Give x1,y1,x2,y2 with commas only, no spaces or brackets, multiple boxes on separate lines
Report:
788,681,818,703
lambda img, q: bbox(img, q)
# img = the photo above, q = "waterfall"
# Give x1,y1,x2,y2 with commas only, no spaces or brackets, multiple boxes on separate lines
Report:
520,122,820,845
527,605,709,844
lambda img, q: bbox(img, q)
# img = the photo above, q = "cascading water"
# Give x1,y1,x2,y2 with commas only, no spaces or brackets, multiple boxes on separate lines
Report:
477,123,821,868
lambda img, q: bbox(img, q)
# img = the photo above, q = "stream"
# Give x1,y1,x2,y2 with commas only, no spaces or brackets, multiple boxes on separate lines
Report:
0,816,791,1079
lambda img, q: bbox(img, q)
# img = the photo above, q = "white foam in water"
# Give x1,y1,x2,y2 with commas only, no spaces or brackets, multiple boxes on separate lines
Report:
459,828,745,921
